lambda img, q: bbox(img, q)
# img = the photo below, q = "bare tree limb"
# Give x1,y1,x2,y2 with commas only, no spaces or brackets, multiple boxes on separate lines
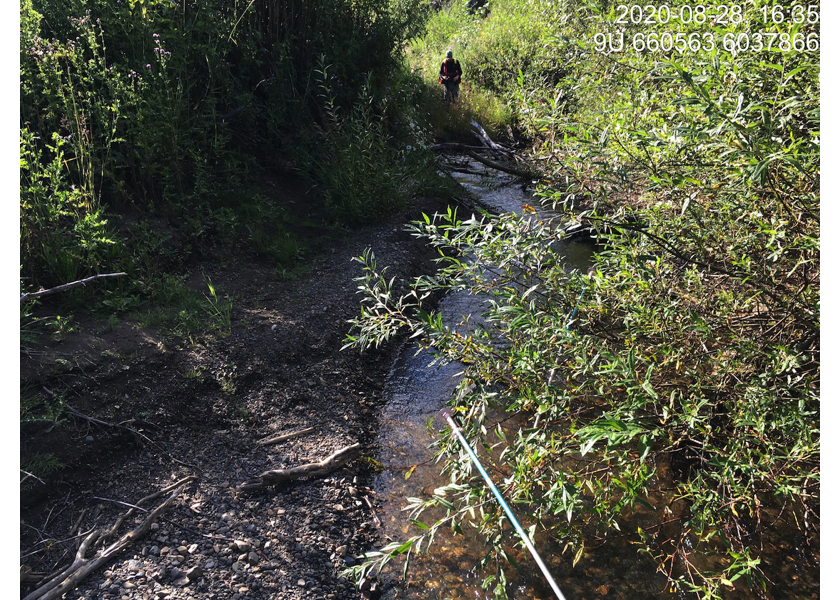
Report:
471,119,513,158
257,426,317,447
238,443,362,493
22,476,196,600
20,273,127,303
431,144,535,178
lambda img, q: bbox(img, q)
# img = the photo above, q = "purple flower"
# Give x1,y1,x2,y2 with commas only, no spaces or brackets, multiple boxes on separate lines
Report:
146,63,151,68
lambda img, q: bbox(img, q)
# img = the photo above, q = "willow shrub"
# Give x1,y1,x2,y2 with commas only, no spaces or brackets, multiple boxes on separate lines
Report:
302,59,449,225
345,1,819,598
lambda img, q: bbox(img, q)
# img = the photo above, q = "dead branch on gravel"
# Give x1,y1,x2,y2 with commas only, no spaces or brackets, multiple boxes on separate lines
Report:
257,426,317,446
238,443,362,493
20,272,127,303
22,476,196,600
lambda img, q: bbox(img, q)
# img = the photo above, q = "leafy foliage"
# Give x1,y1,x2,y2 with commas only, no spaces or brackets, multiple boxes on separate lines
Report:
347,1,819,597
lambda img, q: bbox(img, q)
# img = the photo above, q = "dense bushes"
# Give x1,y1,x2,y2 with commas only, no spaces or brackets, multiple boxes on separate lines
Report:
20,0,436,292
348,1,819,597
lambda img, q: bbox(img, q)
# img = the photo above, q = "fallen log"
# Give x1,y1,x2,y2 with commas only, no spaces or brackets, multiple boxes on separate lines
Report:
238,443,362,493
430,142,497,152
463,148,535,178
429,142,538,179
22,476,196,600
431,143,535,178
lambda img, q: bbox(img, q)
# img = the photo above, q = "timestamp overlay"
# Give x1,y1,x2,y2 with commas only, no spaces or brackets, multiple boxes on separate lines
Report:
591,4,820,56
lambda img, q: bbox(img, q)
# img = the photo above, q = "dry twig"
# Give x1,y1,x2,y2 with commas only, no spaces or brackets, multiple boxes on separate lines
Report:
21,476,196,600
238,443,362,493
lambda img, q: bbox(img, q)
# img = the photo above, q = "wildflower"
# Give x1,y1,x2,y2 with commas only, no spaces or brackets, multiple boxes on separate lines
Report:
146,63,151,68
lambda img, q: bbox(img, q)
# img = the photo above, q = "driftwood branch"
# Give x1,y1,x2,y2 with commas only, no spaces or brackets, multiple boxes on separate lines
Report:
257,426,317,447
20,273,127,303
238,443,362,493
431,142,498,152
22,476,196,600
471,119,512,158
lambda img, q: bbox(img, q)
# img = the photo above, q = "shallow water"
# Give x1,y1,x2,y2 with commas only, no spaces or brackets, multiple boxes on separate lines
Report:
373,163,610,598
371,161,819,599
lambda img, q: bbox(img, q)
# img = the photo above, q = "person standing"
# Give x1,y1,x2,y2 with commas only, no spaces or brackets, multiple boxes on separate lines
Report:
439,50,462,103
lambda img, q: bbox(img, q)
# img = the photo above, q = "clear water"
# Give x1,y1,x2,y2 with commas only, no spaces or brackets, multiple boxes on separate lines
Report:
371,161,819,599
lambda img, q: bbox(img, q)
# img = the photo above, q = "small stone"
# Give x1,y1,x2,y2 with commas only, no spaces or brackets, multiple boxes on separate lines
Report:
335,545,348,557
150,546,161,556
597,584,610,596
233,539,251,551
174,576,190,587
187,544,198,554
186,566,203,581
177,545,188,554
151,523,160,531
297,579,307,587
247,551,260,566
85,436,94,443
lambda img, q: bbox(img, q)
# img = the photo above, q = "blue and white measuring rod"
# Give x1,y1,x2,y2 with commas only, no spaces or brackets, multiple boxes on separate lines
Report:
439,408,567,600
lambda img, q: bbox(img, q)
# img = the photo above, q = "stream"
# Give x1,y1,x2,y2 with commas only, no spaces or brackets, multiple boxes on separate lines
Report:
370,161,819,599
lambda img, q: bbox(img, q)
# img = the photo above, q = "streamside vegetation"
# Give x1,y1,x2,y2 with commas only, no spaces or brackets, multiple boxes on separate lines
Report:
20,0,443,297
19,0,446,521
347,0,819,598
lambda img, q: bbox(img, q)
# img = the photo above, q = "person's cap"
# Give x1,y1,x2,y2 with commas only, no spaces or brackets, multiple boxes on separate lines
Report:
446,50,453,58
